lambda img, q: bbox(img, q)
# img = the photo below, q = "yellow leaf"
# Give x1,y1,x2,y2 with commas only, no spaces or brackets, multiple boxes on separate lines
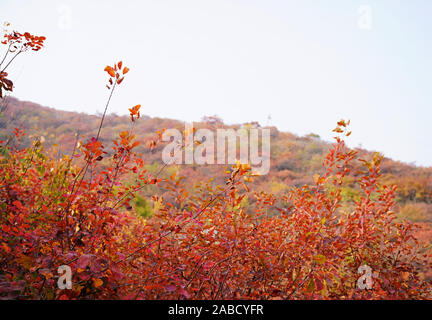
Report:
313,254,326,265
16,254,33,269
119,131,129,139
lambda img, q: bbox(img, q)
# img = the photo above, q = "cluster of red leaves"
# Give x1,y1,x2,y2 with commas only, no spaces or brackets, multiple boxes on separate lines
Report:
0,29,45,98
129,105,141,122
1,113,430,299
0,122,148,299
0,33,431,299
1,31,45,51
104,61,129,89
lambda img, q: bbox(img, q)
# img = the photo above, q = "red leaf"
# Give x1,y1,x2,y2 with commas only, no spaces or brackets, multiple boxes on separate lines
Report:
166,285,176,292
77,254,92,269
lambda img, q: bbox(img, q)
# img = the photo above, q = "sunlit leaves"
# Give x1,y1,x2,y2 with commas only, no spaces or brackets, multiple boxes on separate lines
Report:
104,62,129,89
104,66,116,78
0,28,45,98
128,104,141,122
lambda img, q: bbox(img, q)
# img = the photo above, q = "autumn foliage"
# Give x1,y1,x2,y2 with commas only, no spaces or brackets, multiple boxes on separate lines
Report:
0,25,45,98
0,27,431,300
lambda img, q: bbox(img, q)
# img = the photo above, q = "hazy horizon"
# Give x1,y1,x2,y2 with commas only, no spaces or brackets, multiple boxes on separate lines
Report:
1,0,431,166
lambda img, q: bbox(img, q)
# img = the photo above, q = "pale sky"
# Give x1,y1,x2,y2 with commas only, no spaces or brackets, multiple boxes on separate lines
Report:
1,0,431,166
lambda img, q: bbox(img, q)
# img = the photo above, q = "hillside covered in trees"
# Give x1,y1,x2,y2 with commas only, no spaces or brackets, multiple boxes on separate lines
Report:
2,96,431,223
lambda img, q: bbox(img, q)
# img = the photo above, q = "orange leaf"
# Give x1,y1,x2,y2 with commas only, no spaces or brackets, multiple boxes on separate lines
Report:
93,278,103,288
104,66,115,77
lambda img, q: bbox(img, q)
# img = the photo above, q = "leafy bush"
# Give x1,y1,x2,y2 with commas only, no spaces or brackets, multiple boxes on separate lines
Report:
0,28,431,300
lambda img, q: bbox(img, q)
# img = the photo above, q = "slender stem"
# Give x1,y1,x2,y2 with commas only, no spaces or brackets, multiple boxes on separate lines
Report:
114,186,228,265
111,143,180,210
0,43,12,69
61,82,117,247
69,82,116,195
95,81,116,142
1,48,21,73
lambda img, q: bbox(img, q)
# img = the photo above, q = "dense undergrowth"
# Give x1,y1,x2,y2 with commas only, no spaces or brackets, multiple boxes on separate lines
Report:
0,27,431,300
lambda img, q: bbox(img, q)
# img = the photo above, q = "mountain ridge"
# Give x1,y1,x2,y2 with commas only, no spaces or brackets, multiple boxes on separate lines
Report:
1,95,431,223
